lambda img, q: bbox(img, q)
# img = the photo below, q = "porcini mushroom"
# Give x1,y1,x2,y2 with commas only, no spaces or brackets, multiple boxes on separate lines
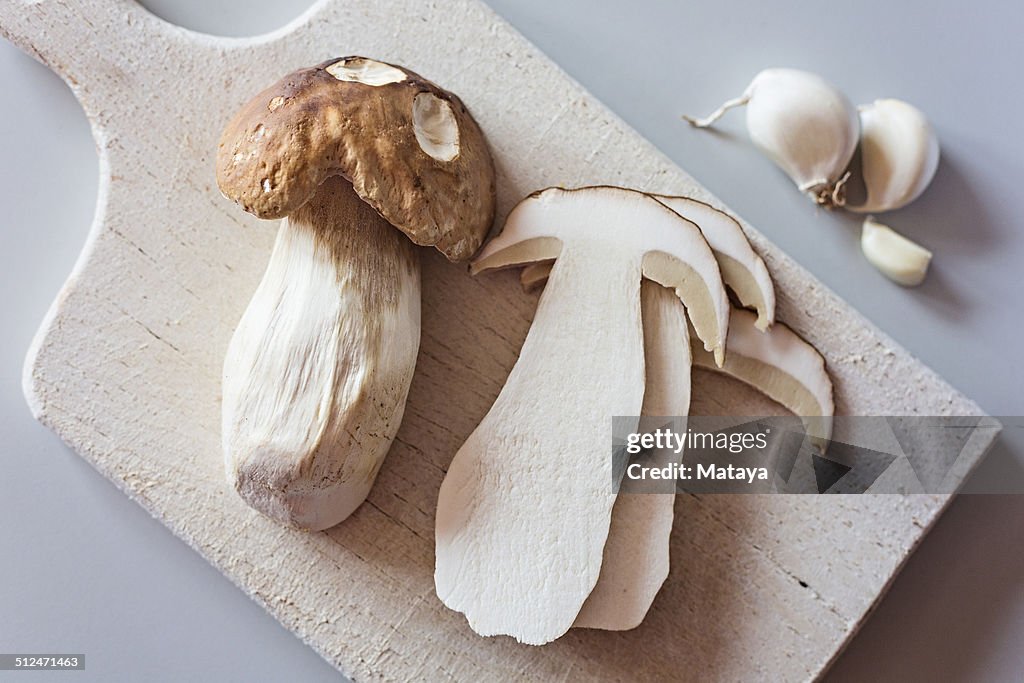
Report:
575,306,833,631
434,186,729,645
573,280,692,631
522,194,776,329
518,201,833,631
655,195,774,329
216,57,495,530
691,308,833,449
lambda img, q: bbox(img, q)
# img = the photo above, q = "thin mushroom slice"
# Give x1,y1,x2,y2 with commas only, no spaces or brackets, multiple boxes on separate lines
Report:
523,195,777,330
692,308,834,449
473,188,729,365
518,231,829,632
573,280,691,630
435,187,728,645
576,306,832,633
654,195,775,329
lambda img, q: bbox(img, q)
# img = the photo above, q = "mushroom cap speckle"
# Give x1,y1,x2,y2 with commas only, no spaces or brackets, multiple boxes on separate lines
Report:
216,57,496,262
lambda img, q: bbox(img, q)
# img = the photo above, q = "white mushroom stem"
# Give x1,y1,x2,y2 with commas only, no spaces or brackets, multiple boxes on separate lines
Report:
574,281,692,630
222,176,420,530
435,187,728,645
436,241,646,645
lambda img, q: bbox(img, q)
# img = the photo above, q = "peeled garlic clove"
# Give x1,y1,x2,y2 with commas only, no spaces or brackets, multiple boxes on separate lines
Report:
860,216,932,286
685,68,859,207
847,99,940,213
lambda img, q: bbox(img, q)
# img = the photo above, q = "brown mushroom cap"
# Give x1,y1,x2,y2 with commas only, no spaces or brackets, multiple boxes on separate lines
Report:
216,57,496,262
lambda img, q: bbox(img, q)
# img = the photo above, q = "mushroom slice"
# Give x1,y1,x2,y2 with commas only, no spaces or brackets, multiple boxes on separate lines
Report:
573,281,691,630
523,277,826,447
692,308,834,449
524,279,829,633
217,58,495,530
575,307,832,633
523,194,775,329
434,187,729,645
519,259,556,292
522,265,697,633
654,195,775,329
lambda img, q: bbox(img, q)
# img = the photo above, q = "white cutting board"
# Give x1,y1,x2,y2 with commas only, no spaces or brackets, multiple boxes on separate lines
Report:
0,0,995,680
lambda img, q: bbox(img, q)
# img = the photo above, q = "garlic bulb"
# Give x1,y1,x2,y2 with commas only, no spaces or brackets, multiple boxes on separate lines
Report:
860,216,932,286
685,68,859,207
847,99,940,213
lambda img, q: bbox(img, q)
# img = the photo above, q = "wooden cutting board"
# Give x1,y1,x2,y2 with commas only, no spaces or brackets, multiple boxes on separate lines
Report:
1,1,995,680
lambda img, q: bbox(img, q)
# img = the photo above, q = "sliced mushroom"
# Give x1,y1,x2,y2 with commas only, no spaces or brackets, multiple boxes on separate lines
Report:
691,308,834,449
520,266,694,631
519,205,835,631
517,193,776,632
217,57,495,530
573,280,691,630
434,186,729,645
523,194,776,329
574,306,832,632
655,196,774,329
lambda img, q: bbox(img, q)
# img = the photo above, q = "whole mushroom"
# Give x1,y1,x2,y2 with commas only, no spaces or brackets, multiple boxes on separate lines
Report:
216,57,495,530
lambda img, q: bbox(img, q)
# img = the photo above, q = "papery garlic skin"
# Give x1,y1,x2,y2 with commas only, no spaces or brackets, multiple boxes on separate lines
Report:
860,217,932,286
848,99,940,214
686,68,859,207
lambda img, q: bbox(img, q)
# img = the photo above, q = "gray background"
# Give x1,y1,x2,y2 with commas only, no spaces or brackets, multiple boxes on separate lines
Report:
1,0,1021,680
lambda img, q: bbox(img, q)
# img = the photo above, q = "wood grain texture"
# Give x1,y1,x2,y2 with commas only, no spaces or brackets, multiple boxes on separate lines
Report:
0,0,994,680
